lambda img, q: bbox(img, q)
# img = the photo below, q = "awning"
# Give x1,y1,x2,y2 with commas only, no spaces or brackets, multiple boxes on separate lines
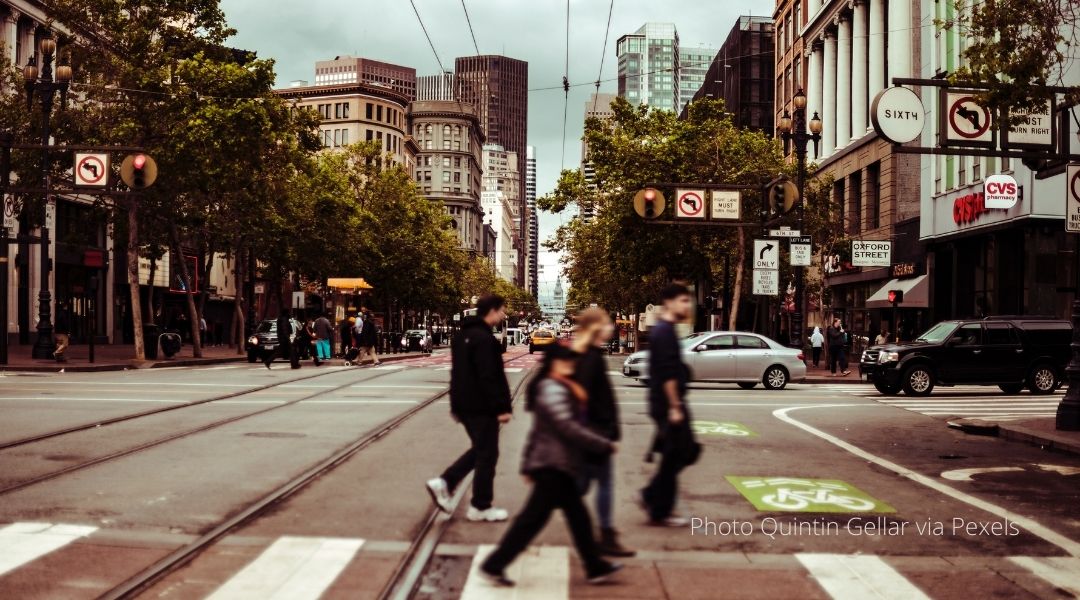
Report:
865,274,928,309
327,277,373,290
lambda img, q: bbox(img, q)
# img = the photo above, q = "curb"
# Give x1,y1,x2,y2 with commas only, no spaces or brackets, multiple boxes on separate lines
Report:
949,418,1080,456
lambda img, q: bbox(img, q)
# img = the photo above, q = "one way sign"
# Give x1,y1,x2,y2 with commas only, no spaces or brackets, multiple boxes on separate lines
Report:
754,239,778,270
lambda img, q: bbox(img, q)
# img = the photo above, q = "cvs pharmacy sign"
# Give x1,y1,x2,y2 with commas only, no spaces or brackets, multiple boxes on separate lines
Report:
983,174,1018,209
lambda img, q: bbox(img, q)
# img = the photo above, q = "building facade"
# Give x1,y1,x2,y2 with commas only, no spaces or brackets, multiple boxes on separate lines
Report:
580,92,617,223
481,190,518,282
417,71,455,101
408,100,486,253
525,145,538,297
687,16,774,133
678,44,716,110
482,144,522,285
616,22,681,111
314,55,416,100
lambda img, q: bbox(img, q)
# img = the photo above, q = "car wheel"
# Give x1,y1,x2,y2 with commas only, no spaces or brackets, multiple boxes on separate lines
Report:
247,351,258,363
1028,364,1057,395
737,382,757,390
902,365,935,396
998,383,1024,395
762,366,789,390
873,380,901,395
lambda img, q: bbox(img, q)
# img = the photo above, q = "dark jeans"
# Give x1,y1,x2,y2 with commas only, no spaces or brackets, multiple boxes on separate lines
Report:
642,420,690,521
482,468,607,577
441,414,500,510
812,347,822,367
829,345,848,373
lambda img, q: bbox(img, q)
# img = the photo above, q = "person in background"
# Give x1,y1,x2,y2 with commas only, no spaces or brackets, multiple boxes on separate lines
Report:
266,310,292,370
426,294,513,522
357,308,381,365
642,282,697,527
54,302,71,363
875,328,890,346
478,343,622,587
340,317,354,357
826,318,851,376
302,318,320,366
810,326,825,368
290,315,310,369
314,312,334,362
198,315,207,346
571,307,634,557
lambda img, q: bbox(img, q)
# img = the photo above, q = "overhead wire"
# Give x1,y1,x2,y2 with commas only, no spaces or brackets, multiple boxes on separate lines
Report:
591,0,615,114
461,0,481,56
559,0,570,169
409,0,446,74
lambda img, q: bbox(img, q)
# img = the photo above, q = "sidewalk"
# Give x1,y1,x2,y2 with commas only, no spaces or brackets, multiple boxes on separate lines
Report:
950,416,1080,457
804,362,865,384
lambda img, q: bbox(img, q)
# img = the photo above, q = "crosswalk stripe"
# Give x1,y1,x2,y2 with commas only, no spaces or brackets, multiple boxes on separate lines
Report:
0,522,98,577
370,365,405,371
504,368,523,373
206,536,363,600
1008,556,1080,596
460,544,569,600
796,553,931,600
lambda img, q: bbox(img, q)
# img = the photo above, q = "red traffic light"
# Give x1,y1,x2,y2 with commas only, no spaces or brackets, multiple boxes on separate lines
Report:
888,290,904,304
133,154,147,170
643,189,656,203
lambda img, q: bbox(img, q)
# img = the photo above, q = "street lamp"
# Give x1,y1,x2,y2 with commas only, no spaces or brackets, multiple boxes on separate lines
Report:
23,30,71,359
777,88,821,349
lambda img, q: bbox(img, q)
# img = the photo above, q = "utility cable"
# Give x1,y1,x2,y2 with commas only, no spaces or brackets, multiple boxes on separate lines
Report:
560,0,571,169
461,0,481,55
410,0,446,74
591,0,615,114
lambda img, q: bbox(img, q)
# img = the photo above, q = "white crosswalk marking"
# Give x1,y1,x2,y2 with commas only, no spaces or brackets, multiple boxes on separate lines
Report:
0,522,98,576
503,368,523,373
820,384,1063,420
796,553,931,600
206,536,363,600
460,544,569,600
1008,556,1080,596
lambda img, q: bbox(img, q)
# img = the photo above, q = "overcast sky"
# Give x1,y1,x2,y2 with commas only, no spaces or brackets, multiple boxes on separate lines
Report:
219,0,768,297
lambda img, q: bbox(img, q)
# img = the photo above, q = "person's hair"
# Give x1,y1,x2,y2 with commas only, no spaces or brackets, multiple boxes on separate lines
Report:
525,342,580,410
476,294,506,318
660,282,691,302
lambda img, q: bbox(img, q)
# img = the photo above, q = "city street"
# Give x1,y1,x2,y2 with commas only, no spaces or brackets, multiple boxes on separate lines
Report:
1,354,1078,599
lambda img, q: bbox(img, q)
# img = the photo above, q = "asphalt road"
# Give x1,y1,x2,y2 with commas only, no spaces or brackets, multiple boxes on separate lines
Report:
0,352,1078,599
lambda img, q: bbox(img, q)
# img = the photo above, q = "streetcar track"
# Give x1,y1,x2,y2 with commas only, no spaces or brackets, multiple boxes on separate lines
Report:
0,367,406,497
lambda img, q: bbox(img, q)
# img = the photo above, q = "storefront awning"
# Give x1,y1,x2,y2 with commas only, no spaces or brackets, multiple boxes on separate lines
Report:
327,277,373,290
866,275,929,309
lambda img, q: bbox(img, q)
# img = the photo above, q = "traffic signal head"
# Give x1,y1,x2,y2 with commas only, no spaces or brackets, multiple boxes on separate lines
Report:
643,188,657,217
771,185,786,215
888,289,904,304
633,187,666,219
120,153,158,189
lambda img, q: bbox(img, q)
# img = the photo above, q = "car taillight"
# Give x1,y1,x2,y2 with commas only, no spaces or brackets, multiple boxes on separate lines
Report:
797,352,805,361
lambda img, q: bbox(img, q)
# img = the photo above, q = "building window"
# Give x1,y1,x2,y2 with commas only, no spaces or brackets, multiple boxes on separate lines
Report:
443,157,451,167
366,103,373,119
867,162,880,229
443,172,451,183
425,139,432,150
453,172,461,183
341,129,348,145
334,103,342,119
376,105,383,121
443,124,452,136
454,157,461,168
341,103,349,119
443,139,451,150
850,171,863,233
425,124,433,134
366,129,373,141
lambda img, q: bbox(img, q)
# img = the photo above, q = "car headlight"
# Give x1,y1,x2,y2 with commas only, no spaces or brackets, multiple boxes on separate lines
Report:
878,351,899,364
248,336,259,345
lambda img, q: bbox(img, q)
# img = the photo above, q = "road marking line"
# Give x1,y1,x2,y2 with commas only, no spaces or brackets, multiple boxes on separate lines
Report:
300,400,420,404
370,365,406,371
201,365,245,370
796,553,930,600
215,400,287,405
504,368,523,373
349,385,446,389
775,405,1080,557
0,397,188,404
1008,557,1080,595
206,536,363,600
39,381,252,387
461,544,568,600
0,522,98,576
941,467,1025,481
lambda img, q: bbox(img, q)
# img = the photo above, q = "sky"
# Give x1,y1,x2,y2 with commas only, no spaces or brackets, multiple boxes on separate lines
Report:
218,0,768,299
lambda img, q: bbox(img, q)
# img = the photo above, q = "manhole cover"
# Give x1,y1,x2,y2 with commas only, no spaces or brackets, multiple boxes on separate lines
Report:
243,432,306,439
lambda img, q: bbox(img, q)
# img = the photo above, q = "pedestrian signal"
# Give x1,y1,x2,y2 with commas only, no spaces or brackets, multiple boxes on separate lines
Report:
888,290,903,304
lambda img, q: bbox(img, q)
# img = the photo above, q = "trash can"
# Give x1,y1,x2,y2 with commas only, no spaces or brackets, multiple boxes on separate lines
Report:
143,324,159,359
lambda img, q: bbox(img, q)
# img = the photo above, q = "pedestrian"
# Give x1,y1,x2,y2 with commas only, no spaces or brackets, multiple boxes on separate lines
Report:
357,308,381,366
826,318,851,376
571,307,635,557
810,326,825,368
314,312,334,362
477,342,622,587
340,317,354,357
875,328,890,346
53,301,71,363
198,315,207,346
265,310,292,370
425,294,513,522
291,315,311,369
302,318,321,366
641,282,700,527
176,311,189,342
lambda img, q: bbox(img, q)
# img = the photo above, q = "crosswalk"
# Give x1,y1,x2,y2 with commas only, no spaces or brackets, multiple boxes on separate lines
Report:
2,523,1079,599
822,384,1065,421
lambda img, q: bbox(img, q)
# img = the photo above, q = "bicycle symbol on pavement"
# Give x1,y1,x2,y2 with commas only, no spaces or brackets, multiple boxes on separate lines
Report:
726,476,895,513
692,420,757,437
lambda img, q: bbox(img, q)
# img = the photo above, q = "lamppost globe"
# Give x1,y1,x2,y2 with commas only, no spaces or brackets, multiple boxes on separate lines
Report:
23,60,37,83
809,112,823,135
56,57,73,83
793,88,807,110
778,111,793,134
39,36,56,57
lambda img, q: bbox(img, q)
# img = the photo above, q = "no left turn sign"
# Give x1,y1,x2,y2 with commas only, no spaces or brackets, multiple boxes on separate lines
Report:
944,93,993,145
74,153,109,187
675,189,706,219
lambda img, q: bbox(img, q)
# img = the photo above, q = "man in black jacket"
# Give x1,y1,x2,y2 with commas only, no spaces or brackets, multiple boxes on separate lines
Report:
357,308,381,366
426,294,512,522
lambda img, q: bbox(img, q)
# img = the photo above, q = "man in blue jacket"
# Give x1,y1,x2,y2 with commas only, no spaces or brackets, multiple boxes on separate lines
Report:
426,294,512,521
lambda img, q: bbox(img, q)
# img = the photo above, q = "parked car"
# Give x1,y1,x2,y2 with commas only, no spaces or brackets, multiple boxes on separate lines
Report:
621,331,807,390
529,329,557,353
859,317,1072,396
245,318,301,363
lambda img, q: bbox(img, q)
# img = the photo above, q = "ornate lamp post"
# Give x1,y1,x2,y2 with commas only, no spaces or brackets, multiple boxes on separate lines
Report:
23,30,72,359
777,89,822,349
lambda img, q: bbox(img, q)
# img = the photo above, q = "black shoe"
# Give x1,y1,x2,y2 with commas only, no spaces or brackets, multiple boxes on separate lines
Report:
478,565,515,587
586,561,623,584
599,528,636,557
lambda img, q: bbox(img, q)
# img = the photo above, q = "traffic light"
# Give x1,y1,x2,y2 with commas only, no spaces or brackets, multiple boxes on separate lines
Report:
643,188,657,217
771,184,787,216
632,187,666,220
120,153,158,189
888,289,904,305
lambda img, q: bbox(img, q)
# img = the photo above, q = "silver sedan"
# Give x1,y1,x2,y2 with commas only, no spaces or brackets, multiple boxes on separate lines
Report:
621,331,807,390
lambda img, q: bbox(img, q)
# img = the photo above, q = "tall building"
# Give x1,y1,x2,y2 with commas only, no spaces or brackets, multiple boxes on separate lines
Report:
456,55,529,281
678,44,716,108
480,190,517,282
482,144,522,285
616,23,680,110
314,55,416,100
579,93,617,222
525,146,539,298
686,16,774,132
417,71,455,101
407,100,486,253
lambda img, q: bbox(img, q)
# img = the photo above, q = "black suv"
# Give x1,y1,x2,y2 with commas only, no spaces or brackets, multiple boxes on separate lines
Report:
245,319,301,363
860,318,1071,396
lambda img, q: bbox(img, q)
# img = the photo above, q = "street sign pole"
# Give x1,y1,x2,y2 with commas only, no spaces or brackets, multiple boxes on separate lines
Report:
1061,164,1080,431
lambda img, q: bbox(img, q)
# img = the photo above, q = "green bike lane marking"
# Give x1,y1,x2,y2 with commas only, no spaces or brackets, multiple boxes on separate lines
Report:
726,476,896,513
692,420,757,437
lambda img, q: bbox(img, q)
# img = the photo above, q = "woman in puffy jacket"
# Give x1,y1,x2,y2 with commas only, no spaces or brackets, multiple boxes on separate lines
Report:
478,342,623,587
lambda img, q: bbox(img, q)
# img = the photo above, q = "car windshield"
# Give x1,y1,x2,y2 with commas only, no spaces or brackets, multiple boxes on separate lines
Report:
915,322,958,343
256,321,275,334
534,331,553,338
679,332,709,349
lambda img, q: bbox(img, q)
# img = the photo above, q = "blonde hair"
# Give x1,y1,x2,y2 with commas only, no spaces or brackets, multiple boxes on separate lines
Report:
576,307,609,330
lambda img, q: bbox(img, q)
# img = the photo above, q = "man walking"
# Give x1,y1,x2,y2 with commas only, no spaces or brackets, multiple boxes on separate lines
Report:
314,312,334,362
826,318,850,376
641,283,697,527
54,302,71,363
356,308,380,366
426,294,512,522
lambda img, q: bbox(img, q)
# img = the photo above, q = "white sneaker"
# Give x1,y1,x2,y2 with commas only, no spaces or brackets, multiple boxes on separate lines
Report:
425,478,452,513
466,506,509,522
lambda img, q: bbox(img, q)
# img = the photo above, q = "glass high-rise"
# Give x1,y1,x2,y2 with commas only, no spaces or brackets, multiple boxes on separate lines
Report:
616,23,680,111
